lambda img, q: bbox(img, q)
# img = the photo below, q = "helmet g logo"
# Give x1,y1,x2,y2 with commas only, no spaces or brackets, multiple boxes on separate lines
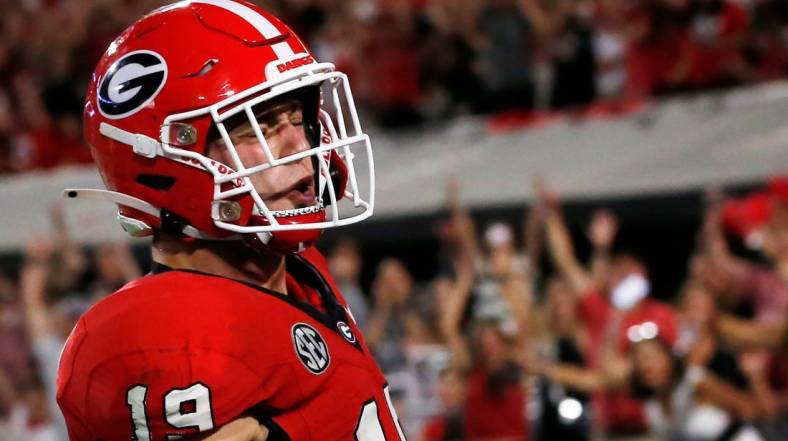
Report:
292,323,330,374
98,50,167,119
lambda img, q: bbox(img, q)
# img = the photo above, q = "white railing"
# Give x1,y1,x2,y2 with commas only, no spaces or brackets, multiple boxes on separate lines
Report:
1,82,787,250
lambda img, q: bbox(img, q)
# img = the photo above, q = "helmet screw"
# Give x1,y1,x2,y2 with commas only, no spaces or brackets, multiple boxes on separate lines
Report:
168,123,197,146
213,201,241,222
177,125,197,145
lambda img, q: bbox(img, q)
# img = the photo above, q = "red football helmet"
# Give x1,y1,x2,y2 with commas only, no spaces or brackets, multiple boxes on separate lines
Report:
72,0,374,253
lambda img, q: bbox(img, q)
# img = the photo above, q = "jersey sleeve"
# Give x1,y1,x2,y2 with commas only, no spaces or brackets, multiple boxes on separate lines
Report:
56,273,300,441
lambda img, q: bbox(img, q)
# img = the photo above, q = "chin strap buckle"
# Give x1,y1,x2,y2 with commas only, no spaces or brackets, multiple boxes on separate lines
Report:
99,122,161,158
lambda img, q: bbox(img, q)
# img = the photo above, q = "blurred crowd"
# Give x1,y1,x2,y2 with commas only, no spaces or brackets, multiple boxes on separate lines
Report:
342,176,788,441
1,175,787,441
0,205,141,440
1,0,788,173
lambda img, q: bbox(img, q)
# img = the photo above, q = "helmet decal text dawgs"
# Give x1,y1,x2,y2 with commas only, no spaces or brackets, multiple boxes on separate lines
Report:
98,50,167,119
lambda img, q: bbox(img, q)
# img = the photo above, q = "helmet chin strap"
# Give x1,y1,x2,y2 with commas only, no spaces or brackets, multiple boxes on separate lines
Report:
254,231,274,244
62,188,238,241
62,188,306,253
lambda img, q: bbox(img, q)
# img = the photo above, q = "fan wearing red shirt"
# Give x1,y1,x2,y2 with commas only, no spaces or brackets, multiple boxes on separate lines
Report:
575,255,677,434
539,196,675,436
56,1,404,440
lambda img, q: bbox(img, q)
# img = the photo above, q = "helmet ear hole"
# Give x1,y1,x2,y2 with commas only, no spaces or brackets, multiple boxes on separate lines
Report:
136,174,176,191
160,209,190,236
329,153,348,199
293,85,321,148
317,152,347,207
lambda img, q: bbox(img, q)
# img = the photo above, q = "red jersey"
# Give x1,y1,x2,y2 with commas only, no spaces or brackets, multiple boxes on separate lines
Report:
462,365,528,441
56,248,406,441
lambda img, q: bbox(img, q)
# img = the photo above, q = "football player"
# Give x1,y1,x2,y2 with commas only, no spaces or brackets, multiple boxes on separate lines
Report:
56,1,406,440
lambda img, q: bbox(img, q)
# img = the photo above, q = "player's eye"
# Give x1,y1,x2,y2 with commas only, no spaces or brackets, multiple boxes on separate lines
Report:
289,110,303,126
260,123,276,138
235,128,260,139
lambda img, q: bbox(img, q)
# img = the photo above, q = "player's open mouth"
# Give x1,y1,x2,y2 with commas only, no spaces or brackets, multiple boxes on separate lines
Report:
265,176,316,207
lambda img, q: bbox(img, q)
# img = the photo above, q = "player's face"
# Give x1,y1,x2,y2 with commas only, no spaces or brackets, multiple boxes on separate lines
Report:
209,98,316,212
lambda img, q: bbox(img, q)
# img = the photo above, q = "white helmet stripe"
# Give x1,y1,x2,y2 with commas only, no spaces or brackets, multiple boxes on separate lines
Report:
192,0,295,59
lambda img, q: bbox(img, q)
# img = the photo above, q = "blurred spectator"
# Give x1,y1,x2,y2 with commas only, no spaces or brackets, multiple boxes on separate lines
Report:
660,0,750,93
745,1,788,81
365,257,446,437
12,203,142,440
593,0,634,100
418,365,467,441
3,376,58,441
419,22,485,118
476,0,537,111
694,184,788,439
367,257,420,370
86,241,142,300
1,0,788,173
527,181,786,441
328,237,370,329
0,271,35,415
443,176,539,328
537,181,676,437
544,0,598,108
530,277,591,441
20,237,87,441
702,188,788,350
361,4,424,127
437,178,533,441
629,330,766,441
439,271,531,441
628,280,775,441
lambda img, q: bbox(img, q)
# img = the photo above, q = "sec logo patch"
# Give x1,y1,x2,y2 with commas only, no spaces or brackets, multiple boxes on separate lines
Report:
291,323,330,374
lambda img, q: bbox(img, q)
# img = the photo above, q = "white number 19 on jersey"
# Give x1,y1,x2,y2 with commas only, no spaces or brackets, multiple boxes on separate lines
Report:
127,383,405,440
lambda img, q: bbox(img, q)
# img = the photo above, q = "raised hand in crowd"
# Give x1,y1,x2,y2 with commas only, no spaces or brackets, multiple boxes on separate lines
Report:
587,208,618,288
444,175,481,265
365,266,397,352
700,186,788,350
537,179,594,295
89,241,142,299
739,349,779,420
365,258,414,352
20,237,55,343
46,203,88,296
435,266,474,372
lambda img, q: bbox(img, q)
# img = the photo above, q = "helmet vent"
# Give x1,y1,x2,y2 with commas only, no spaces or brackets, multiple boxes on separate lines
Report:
136,174,176,191
185,59,218,78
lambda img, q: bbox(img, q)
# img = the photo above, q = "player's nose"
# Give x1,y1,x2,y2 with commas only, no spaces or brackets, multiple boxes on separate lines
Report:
275,122,314,177
276,122,311,159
